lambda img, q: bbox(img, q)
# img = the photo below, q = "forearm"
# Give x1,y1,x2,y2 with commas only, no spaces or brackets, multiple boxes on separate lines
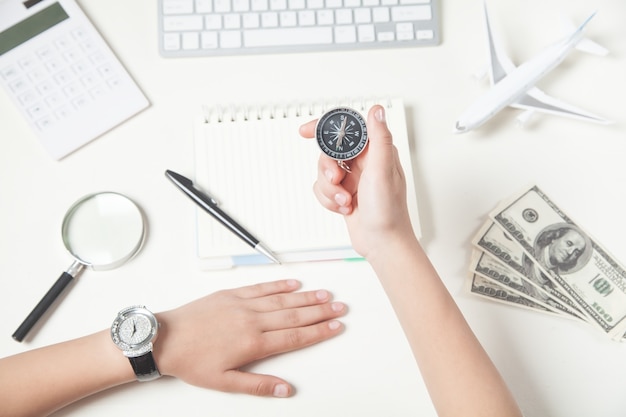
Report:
0,330,135,417
368,236,522,417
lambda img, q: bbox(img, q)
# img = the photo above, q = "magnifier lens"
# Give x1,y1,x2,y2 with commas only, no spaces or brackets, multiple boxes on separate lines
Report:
62,192,145,269
12,192,146,342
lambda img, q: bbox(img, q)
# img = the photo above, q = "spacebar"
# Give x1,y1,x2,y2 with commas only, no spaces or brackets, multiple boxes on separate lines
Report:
244,27,333,47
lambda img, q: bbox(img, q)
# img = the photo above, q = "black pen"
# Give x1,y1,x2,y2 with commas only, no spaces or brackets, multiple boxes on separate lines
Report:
165,169,280,264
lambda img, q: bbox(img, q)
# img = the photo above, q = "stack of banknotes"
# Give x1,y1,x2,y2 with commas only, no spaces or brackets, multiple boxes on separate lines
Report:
467,185,626,341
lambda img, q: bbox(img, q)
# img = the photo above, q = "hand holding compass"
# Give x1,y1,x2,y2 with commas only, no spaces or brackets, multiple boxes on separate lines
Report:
315,107,368,173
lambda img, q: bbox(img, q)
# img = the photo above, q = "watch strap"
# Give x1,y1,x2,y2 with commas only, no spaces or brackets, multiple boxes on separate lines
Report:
128,351,161,382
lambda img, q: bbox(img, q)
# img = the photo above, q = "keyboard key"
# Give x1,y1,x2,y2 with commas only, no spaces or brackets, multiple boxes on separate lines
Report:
220,31,243,48
335,25,357,43
196,0,213,12
373,7,390,22
163,33,181,50
298,10,315,25
244,27,332,47
182,32,200,49
201,31,219,48
391,5,431,21
163,0,194,14
416,29,434,40
358,24,376,42
242,13,261,28
163,15,204,31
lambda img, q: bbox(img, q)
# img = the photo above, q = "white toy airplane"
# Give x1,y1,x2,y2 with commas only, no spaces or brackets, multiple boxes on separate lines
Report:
453,2,611,133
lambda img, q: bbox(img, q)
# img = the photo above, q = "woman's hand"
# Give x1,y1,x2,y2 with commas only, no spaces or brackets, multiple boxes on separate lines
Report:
299,105,415,259
155,279,346,398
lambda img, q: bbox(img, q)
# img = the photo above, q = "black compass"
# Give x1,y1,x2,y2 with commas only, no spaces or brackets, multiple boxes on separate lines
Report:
315,107,368,172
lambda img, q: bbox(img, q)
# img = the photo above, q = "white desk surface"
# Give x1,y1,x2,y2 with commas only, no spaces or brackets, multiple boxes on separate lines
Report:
2,1,626,416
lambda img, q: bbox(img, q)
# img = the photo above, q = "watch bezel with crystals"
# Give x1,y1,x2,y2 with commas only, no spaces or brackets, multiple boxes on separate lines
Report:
111,305,159,357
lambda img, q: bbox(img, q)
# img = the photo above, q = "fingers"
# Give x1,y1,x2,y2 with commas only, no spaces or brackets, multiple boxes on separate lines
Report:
251,288,334,312
261,317,344,357
260,297,346,330
230,279,301,299
313,158,353,215
298,118,317,138
365,105,400,171
220,369,293,398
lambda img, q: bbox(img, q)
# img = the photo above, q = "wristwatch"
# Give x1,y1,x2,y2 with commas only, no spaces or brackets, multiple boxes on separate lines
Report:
111,305,161,382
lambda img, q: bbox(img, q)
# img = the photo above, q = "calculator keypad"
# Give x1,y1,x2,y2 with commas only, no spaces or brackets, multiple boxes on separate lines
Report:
1,27,121,131
0,0,149,160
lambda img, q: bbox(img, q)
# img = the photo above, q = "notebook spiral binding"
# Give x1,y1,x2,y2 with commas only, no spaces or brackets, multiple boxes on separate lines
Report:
201,97,395,123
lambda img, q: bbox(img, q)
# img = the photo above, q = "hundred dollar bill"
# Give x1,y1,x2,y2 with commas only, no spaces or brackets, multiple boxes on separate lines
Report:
467,273,557,315
490,185,626,339
469,249,584,320
472,220,584,315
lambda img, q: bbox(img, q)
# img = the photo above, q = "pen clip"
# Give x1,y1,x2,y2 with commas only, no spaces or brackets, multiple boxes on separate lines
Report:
194,184,220,206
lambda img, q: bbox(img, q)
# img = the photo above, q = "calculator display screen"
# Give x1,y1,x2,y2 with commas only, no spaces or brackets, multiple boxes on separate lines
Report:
0,2,69,55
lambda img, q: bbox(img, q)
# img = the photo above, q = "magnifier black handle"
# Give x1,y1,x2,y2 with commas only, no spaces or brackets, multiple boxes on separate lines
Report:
12,271,75,342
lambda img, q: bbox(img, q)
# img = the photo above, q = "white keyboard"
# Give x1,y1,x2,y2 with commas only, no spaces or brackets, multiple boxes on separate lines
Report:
158,0,440,57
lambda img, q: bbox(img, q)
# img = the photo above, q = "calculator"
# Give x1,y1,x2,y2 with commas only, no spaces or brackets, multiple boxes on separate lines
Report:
0,0,149,160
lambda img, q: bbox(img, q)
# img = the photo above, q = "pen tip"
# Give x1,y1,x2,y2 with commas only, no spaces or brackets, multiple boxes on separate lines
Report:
255,243,280,265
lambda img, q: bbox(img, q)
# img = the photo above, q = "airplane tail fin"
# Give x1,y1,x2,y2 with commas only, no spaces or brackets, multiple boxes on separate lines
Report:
560,12,609,56
576,37,609,56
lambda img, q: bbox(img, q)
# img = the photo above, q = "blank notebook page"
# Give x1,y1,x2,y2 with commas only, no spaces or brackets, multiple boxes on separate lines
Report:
193,98,420,267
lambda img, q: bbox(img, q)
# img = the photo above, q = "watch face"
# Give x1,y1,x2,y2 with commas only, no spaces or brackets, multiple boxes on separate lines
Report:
111,306,158,352
315,107,368,162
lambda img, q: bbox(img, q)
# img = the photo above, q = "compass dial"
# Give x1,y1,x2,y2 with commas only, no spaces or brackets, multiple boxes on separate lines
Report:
315,107,368,162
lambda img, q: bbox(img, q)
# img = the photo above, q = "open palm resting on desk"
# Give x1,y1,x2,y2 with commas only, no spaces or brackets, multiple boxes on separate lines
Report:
0,105,522,417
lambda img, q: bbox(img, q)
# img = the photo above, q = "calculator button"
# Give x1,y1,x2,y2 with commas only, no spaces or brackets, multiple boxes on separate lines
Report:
45,93,65,108
71,28,89,41
28,67,48,83
90,85,109,99
9,78,29,93
1,65,20,81
97,64,114,78
80,40,97,54
64,82,82,97
18,91,38,106
37,80,56,95
54,70,74,85
27,103,47,119
36,116,56,130
54,36,73,51
18,55,38,71
71,60,90,75
36,45,55,61
55,105,73,119
46,58,64,73
63,49,81,63
107,76,124,89
89,52,107,65
80,72,99,87
72,94,91,109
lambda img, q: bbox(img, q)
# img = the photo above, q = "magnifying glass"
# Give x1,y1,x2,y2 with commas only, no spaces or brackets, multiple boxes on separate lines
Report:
12,192,146,342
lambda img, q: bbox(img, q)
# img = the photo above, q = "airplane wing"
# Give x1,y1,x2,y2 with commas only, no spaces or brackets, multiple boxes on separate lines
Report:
511,87,611,124
484,1,516,85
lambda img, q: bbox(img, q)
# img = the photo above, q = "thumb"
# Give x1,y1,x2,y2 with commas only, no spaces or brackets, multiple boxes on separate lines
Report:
220,370,293,398
365,104,397,166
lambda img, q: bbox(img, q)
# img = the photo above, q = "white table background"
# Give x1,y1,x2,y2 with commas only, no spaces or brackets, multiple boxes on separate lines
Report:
2,1,626,416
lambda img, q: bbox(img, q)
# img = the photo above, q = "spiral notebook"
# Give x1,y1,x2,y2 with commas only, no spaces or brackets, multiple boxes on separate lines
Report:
193,97,420,268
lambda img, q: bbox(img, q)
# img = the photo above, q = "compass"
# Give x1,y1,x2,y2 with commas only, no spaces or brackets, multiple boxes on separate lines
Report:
315,107,368,172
